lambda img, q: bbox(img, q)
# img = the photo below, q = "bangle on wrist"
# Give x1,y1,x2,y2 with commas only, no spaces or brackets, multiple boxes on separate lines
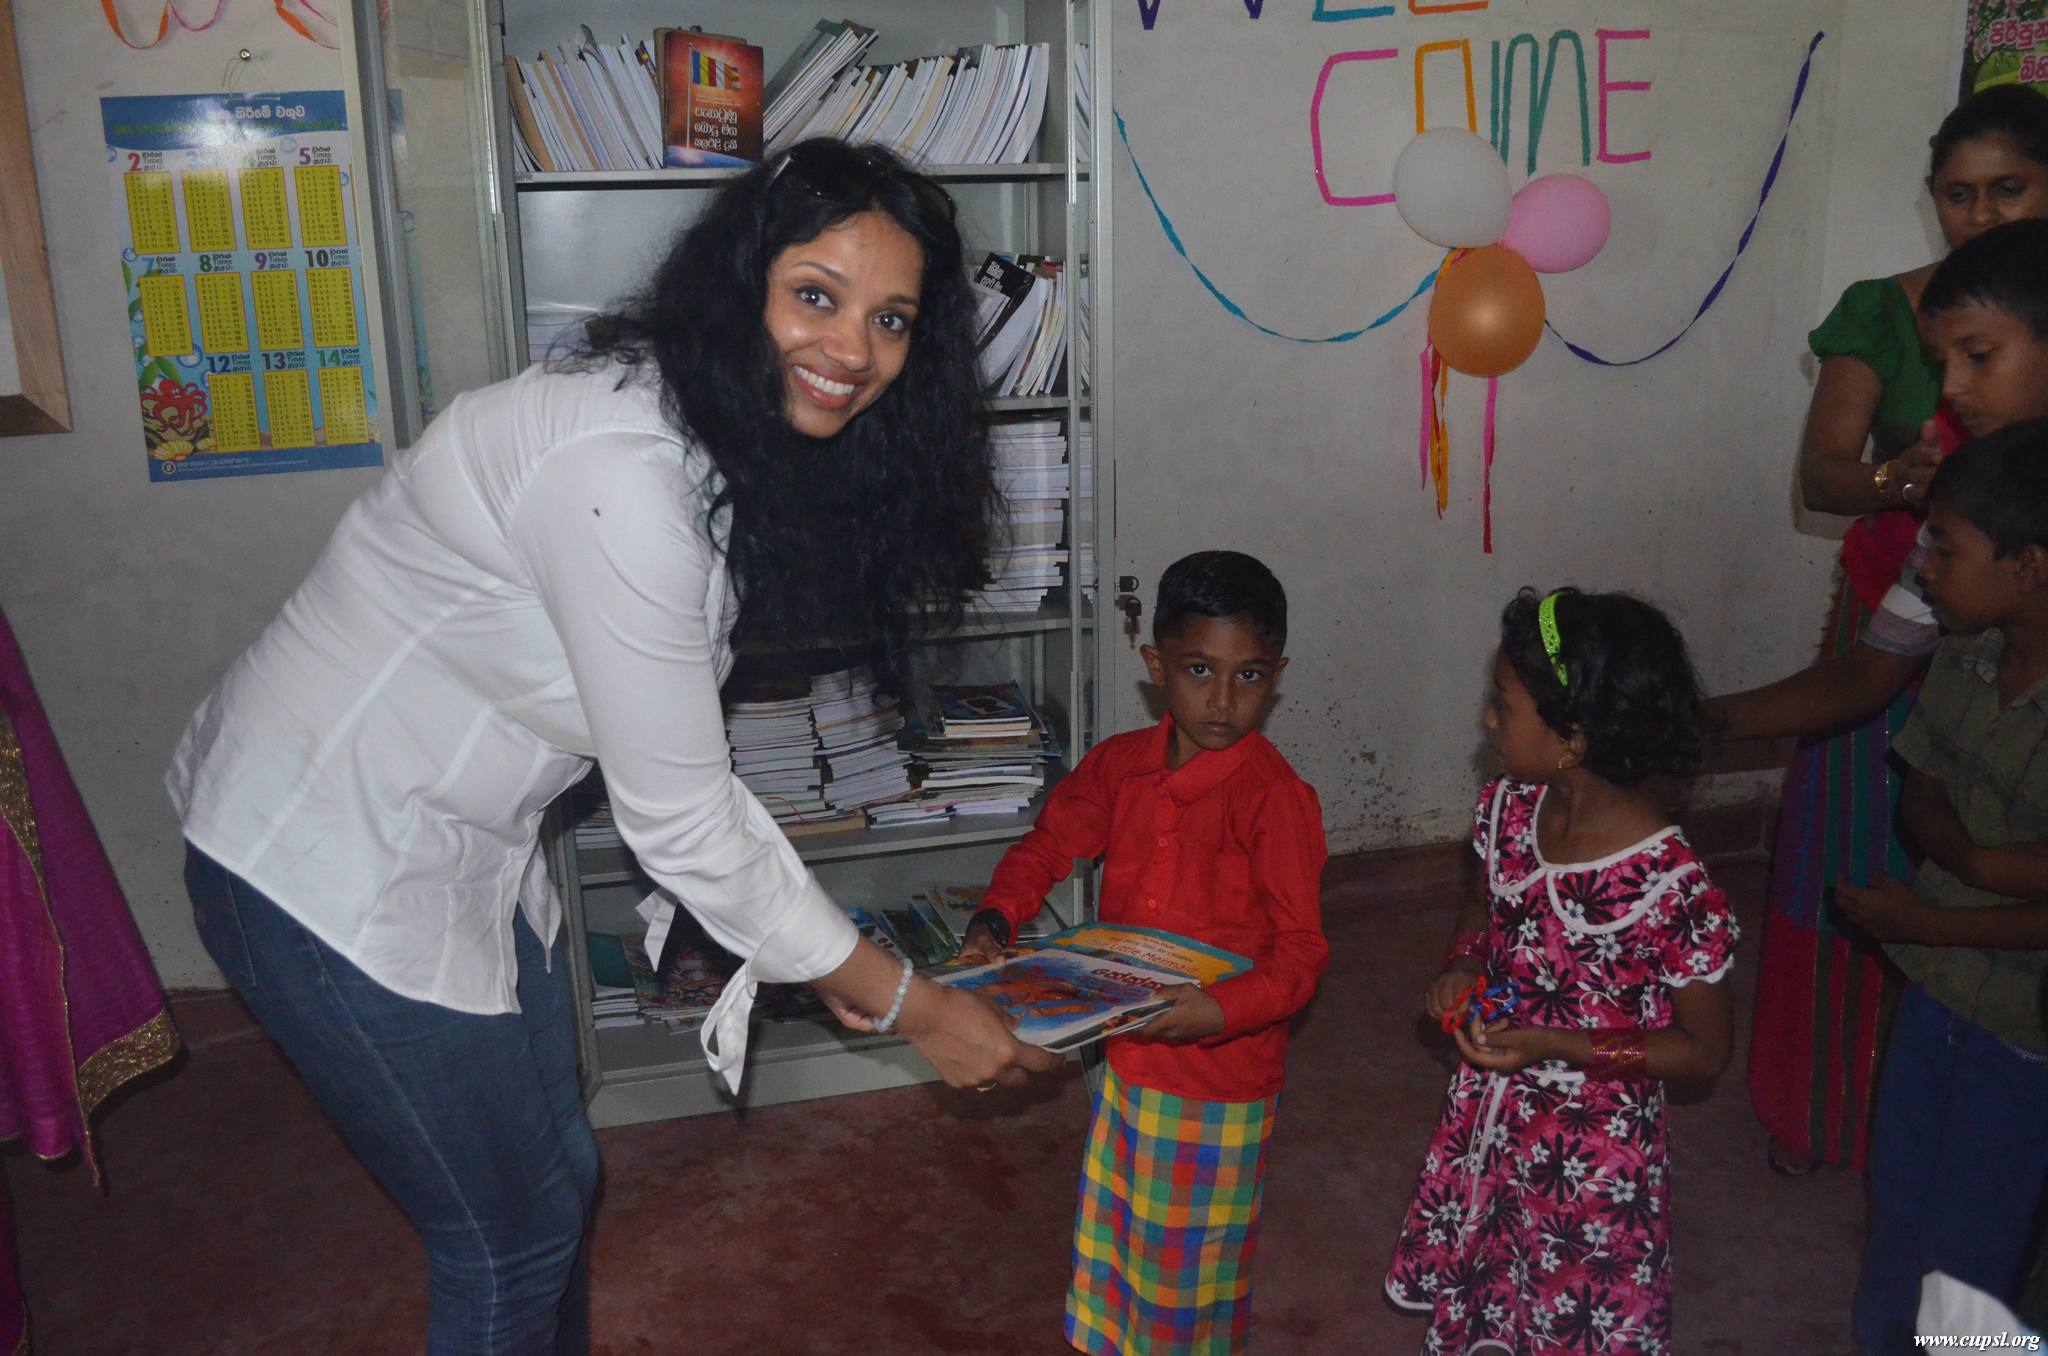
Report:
873,957,915,1035
1585,1027,1648,1080
1441,928,1486,973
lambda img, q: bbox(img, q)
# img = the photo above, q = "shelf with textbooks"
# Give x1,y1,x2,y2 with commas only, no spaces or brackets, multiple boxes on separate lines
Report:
514,162,1074,190
346,0,1112,1125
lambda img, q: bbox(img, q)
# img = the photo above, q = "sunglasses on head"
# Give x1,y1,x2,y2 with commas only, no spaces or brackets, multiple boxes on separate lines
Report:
767,141,958,226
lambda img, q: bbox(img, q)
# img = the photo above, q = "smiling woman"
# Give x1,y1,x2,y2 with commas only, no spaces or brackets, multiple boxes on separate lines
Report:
164,137,1057,1351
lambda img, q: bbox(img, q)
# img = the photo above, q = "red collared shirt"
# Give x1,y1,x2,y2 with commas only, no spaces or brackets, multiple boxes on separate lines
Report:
983,715,1329,1101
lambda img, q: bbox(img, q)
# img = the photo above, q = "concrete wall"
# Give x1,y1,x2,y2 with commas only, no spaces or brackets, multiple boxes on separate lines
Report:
1106,0,1961,850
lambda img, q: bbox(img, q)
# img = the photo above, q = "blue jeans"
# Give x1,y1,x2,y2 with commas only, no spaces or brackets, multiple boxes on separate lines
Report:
1854,983,2048,1355
186,845,599,1355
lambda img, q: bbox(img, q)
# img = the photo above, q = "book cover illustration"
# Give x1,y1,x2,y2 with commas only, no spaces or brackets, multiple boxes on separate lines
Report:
933,924,1251,1053
660,29,763,167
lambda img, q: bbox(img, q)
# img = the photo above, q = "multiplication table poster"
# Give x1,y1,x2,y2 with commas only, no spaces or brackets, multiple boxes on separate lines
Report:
102,92,382,483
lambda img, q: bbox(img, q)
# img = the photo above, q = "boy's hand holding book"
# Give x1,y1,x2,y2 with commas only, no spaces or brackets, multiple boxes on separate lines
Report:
1129,984,1225,1043
958,921,1007,966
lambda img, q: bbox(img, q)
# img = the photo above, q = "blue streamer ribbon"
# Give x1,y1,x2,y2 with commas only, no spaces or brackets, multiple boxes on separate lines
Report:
1113,29,1826,364
1115,108,1438,343
1547,30,1825,366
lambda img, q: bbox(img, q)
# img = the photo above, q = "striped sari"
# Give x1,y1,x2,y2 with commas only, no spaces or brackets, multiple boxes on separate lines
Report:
1065,1066,1277,1356
1745,579,1915,1172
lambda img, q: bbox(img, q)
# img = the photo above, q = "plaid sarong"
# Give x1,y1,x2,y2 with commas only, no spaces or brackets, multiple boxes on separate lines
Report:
1064,1066,1278,1355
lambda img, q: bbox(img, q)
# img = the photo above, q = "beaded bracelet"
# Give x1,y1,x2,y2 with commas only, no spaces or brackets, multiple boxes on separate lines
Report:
1441,928,1486,973
1586,1027,1648,1080
873,957,916,1036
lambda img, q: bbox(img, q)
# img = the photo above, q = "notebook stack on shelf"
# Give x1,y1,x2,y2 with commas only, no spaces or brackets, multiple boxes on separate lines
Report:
584,931,642,1029
810,667,914,817
980,421,1071,614
724,673,842,833
970,253,1068,398
762,19,877,151
505,28,665,173
870,681,1056,827
768,40,1050,165
571,789,623,851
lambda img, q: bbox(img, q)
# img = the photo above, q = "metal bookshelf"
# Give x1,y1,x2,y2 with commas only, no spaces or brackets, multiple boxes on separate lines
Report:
347,0,1114,1127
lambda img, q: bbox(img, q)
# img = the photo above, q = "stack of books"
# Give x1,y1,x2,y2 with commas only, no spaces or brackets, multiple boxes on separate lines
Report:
613,920,740,1034
870,681,1056,827
763,19,877,151
504,30,665,173
1072,419,1097,598
584,931,642,1029
570,787,622,851
971,253,1068,398
769,40,1050,165
981,420,1070,614
725,673,843,832
810,667,914,816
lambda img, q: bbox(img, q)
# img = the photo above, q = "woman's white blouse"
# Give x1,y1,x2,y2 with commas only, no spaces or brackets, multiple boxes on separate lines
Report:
167,361,858,1020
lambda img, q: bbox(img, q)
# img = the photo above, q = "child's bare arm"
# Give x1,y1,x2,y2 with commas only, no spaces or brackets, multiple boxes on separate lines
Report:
1425,891,1492,1020
1455,979,1733,1081
1703,641,1926,742
1837,874,2048,948
1899,768,2048,905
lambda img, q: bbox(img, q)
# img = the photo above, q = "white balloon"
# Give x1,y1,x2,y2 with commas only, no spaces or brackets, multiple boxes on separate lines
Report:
1392,128,1513,249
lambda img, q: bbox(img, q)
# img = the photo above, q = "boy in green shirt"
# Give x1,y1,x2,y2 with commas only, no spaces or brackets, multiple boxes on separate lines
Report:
1834,422,2048,1353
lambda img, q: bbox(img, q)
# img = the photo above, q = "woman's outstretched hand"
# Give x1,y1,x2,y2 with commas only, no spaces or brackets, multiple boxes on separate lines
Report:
894,979,1062,1088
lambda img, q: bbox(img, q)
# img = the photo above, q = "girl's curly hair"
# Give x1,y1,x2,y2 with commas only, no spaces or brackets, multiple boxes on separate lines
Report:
559,139,997,664
1500,587,1705,787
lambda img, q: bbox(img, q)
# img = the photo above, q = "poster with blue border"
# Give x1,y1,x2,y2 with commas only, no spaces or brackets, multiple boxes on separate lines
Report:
101,91,382,483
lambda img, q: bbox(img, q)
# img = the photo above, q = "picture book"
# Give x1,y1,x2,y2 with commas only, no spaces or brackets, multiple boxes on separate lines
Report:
660,28,763,167
932,924,1251,1053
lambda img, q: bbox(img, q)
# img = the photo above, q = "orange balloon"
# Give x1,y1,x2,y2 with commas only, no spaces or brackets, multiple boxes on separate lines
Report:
1427,245,1546,376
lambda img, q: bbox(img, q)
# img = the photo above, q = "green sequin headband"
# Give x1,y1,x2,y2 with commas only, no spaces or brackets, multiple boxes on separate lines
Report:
1538,592,1568,687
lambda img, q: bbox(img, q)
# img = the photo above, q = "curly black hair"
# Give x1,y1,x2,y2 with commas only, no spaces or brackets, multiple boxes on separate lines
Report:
1499,587,1705,787
560,139,997,661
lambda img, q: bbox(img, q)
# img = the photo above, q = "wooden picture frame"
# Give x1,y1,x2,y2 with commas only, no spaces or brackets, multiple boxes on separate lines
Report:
0,0,69,435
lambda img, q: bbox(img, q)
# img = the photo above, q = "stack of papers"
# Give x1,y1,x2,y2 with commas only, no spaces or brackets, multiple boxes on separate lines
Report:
763,19,877,150
769,41,1049,165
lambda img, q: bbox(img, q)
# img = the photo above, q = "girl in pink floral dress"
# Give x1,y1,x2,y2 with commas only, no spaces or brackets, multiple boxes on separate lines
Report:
1386,589,1740,1355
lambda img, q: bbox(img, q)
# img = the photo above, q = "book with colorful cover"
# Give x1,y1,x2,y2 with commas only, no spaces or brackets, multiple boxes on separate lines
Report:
932,924,1251,1053
660,28,763,167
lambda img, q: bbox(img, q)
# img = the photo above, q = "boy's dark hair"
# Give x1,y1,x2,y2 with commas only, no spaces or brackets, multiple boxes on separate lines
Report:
1153,551,1287,651
1921,218,2048,338
1927,418,2048,558
1500,588,1705,787
1929,84,2048,177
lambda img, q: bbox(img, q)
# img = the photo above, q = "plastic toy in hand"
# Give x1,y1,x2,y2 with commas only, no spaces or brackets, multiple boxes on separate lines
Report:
1439,972,1520,1033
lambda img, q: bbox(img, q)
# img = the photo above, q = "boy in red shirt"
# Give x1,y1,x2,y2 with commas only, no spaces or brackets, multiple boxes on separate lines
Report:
960,550,1329,1356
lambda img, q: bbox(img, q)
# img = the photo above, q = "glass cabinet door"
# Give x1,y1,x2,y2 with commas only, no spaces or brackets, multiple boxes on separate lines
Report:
345,0,521,446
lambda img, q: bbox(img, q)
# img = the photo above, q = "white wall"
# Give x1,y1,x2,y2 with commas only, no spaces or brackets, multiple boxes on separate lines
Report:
1,6,370,989
1107,0,1961,851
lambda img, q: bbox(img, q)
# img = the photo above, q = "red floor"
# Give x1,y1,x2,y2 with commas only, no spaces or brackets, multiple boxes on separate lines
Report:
6,850,1865,1354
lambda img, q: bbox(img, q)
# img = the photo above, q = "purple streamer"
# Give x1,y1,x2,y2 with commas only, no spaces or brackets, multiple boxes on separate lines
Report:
1549,30,1825,367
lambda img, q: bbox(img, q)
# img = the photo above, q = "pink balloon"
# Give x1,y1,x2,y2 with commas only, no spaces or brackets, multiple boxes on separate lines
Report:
1499,174,1611,274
